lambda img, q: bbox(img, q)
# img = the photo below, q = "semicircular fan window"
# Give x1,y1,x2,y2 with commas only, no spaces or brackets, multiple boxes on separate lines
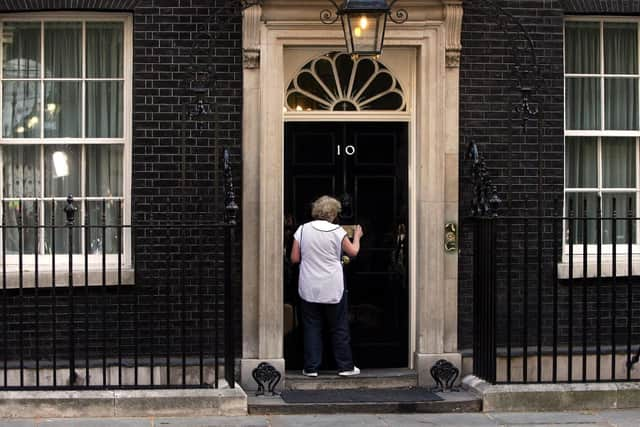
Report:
286,52,406,112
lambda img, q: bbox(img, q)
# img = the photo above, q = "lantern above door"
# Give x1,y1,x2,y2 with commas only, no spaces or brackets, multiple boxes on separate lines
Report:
321,0,408,58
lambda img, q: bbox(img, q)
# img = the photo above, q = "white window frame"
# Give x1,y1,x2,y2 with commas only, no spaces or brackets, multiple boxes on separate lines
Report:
564,16,640,256
0,12,132,275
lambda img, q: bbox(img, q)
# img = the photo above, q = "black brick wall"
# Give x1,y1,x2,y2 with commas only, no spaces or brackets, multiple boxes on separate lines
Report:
0,0,140,11
459,0,566,350
460,0,640,355
562,0,640,14
1,0,243,371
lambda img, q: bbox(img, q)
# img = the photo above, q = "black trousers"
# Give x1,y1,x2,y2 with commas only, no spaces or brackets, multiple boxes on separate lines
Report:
300,291,354,373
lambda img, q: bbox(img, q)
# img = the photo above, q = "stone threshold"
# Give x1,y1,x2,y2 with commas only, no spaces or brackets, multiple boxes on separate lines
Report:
248,390,481,415
463,374,640,412
284,368,417,391
0,383,247,418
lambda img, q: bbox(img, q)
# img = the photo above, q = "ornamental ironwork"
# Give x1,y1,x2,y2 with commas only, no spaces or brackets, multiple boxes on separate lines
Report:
468,140,501,217
286,52,406,112
252,362,282,396
430,359,460,392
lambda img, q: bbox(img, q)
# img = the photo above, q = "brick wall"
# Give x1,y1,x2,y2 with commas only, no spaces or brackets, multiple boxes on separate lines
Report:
459,0,640,354
459,0,566,350
1,0,243,372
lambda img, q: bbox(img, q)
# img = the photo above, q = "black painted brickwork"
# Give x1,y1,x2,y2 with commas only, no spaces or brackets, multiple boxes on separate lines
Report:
1,0,242,368
0,0,141,11
562,0,640,14
460,0,640,354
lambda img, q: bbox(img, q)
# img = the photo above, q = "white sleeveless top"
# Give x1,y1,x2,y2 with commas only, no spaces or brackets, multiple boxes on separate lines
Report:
294,220,347,304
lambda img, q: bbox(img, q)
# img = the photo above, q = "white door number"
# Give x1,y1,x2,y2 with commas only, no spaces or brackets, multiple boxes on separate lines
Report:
337,145,356,156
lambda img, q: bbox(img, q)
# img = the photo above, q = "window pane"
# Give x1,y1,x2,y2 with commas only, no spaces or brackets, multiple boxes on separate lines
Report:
3,22,40,78
86,81,123,138
603,193,636,244
604,23,638,74
44,199,80,254
566,137,597,188
602,137,636,188
86,145,123,197
2,145,40,197
44,22,81,78
86,200,122,254
44,145,81,197
565,21,600,74
2,200,38,254
605,78,638,130
44,81,81,138
565,192,598,244
566,77,601,130
3,81,41,138
86,22,123,78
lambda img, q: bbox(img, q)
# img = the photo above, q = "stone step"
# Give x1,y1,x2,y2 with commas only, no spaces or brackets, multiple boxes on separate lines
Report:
284,368,417,390
248,390,482,415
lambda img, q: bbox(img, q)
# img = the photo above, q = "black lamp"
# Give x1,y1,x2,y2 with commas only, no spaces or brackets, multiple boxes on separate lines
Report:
321,0,408,58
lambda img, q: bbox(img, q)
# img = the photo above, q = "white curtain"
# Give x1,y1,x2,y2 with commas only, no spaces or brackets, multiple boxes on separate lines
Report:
602,137,635,188
44,22,81,77
3,22,40,78
2,146,39,253
566,137,597,188
86,22,123,138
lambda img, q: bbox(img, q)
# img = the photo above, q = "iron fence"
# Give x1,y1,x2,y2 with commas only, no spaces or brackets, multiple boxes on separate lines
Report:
473,198,640,384
0,196,238,390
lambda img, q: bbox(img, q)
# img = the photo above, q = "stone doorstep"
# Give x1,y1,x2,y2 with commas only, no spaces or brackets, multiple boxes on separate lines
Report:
247,391,482,415
285,368,418,390
462,374,640,412
0,385,248,418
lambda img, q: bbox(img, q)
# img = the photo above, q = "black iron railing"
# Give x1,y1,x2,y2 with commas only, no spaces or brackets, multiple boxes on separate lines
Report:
0,196,238,390
473,198,640,384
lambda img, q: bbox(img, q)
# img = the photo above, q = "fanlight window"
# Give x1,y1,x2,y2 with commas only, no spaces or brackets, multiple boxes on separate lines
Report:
286,52,406,112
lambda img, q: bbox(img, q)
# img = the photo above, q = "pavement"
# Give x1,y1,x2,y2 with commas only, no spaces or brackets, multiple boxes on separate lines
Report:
1,410,640,426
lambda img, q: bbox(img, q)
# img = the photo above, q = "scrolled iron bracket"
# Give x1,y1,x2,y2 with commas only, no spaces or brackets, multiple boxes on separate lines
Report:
430,359,460,392
252,362,281,396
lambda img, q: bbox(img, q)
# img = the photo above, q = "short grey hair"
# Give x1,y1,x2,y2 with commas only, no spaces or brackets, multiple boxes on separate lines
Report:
311,196,341,222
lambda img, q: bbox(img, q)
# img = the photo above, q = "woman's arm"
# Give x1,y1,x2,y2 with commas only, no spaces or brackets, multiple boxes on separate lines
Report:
342,225,363,257
290,239,301,264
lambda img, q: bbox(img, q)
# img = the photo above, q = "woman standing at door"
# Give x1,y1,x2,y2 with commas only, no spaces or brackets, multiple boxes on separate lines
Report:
290,195,363,377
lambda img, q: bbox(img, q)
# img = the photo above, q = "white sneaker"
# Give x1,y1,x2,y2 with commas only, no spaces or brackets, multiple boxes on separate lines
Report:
338,366,360,376
302,369,318,377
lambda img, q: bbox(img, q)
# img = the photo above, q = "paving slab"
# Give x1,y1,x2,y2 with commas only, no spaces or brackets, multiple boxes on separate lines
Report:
38,419,150,427
487,411,604,425
269,414,387,427
0,421,34,427
377,413,500,426
153,417,270,427
594,409,640,427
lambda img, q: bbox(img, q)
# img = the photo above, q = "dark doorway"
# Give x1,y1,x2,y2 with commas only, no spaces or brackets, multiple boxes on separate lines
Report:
283,122,409,369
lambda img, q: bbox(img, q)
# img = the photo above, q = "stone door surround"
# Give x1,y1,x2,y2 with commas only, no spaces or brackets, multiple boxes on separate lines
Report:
240,0,463,390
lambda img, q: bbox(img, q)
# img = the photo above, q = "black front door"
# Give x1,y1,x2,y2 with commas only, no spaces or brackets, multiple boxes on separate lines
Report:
283,122,409,369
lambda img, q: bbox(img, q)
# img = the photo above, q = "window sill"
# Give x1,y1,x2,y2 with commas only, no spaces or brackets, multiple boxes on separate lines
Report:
558,258,639,279
0,268,135,290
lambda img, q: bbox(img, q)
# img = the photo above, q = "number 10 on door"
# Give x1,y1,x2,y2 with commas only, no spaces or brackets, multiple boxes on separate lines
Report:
337,145,356,156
